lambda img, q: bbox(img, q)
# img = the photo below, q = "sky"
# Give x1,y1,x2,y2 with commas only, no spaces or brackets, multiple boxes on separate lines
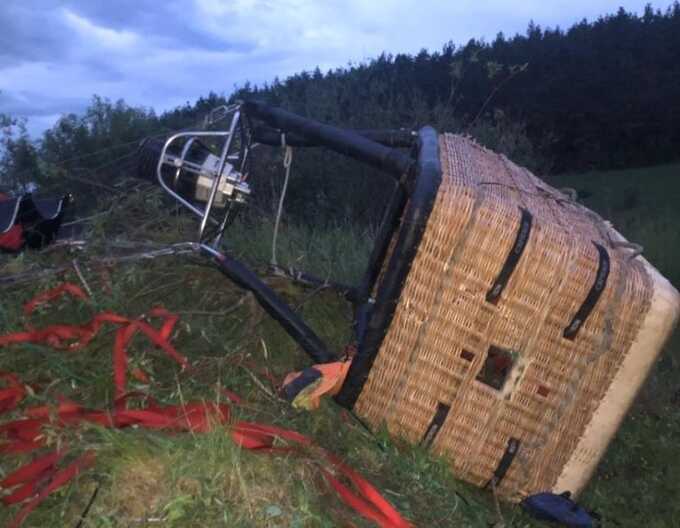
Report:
0,0,671,137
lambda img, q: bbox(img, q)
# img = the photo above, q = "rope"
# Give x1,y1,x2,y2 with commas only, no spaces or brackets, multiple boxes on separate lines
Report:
477,180,645,261
0,242,196,287
271,134,293,269
7,131,163,185
558,187,579,201
0,283,412,528
71,259,93,299
202,104,240,129
610,240,644,260
500,166,638,495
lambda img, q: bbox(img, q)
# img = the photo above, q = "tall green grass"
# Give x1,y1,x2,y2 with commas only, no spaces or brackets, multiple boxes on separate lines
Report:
546,163,680,287
0,164,679,526
547,163,680,527
226,216,375,286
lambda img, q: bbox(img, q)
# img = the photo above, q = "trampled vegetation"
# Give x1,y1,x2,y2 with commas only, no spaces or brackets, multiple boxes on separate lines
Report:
0,162,678,526
1,2,680,526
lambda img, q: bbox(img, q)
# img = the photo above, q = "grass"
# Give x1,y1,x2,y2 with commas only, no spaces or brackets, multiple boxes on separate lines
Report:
545,163,680,286
544,163,680,527
0,162,679,527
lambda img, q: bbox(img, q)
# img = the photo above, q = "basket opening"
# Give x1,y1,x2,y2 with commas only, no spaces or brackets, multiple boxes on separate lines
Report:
537,385,551,398
476,346,515,390
460,349,475,362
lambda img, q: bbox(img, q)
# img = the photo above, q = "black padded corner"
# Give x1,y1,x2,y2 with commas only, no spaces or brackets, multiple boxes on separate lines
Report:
0,193,70,251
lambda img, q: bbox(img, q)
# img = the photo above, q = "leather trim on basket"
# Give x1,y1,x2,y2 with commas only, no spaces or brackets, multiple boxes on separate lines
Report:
486,208,533,304
420,402,451,448
485,437,521,489
563,243,610,340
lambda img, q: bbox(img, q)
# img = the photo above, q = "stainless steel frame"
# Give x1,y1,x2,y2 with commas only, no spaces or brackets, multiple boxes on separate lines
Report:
155,108,243,248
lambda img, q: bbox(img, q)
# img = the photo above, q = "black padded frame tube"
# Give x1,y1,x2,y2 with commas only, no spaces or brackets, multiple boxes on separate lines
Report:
204,246,336,364
271,265,358,303
354,180,407,304
242,101,415,177
252,125,416,149
139,102,441,389
335,126,442,408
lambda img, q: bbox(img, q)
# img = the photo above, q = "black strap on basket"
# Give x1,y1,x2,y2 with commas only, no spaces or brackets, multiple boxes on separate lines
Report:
420,402,451,448
486,208,533,304
563,242,610,340
485,437,521,489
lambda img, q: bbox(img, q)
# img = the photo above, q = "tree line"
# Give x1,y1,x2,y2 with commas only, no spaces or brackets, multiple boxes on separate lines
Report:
1,3,678,225
235,2,680,173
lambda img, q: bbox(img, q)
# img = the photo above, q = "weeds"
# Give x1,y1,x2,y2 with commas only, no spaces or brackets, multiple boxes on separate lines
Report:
0,165,678,526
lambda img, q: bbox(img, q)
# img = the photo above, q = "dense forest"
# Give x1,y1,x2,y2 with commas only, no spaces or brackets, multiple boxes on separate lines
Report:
235,2,680,173
1,3,679,224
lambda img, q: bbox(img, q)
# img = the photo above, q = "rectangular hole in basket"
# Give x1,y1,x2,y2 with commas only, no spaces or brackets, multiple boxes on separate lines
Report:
537,385,550,398
461,349,475,362
476,346,515,390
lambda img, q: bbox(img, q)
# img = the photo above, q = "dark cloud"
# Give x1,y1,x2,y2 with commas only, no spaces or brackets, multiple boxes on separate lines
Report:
61,0,256,53
0,4,71,67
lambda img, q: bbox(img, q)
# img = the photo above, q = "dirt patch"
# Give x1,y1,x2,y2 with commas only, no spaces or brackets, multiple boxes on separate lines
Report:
110,456,168,520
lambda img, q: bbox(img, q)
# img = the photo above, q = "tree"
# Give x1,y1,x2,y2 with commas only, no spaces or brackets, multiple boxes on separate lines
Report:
0,114,42,192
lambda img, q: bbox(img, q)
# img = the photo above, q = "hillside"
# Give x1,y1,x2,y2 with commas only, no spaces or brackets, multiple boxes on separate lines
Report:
234,4,680,173
0,160,678,526
4,5,680,229
546,163,680,286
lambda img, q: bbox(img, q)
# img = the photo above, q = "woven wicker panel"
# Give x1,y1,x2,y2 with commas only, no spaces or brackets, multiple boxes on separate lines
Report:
354,134,656,500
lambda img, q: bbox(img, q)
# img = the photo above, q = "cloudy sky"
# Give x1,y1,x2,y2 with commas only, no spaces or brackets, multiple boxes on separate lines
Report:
0,0,669,136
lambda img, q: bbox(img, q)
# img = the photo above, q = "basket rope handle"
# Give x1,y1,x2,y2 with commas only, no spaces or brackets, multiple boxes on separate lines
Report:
609,240,644,260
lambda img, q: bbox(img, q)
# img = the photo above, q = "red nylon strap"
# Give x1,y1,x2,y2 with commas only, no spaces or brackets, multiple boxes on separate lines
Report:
0,284,412,528
0,450,66,491
113,323,138,402
0,225,23,252
0,401,232,527
322,469,408,528
23,283,90,316
0,372,26,415
1,400,230,449
7,451,96,528
222,389,242,405
0,194,23,252
0,396,411,527
0,283,187,400
3,479,45,507
324,455,412,528
230,422,412,528
130,367,151,384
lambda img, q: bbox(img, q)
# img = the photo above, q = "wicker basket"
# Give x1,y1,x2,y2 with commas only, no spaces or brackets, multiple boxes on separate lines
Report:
349,134,679,500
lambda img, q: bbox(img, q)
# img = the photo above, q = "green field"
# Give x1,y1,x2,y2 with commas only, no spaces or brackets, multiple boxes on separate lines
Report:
546,163,680,286
0,163,678,527
546,163,680,527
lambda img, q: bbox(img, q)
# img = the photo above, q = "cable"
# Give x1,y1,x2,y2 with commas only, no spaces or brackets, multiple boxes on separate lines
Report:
43,135,157,165
270,134,293,269
6,131,162,185
5,109,223,185
70,149,139,174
